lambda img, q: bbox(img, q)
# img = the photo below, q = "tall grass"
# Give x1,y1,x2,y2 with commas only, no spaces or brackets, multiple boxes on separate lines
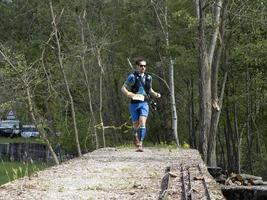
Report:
0,160,50,185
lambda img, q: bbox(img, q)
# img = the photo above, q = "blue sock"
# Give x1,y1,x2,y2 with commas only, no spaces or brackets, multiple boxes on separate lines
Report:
138,125,146,141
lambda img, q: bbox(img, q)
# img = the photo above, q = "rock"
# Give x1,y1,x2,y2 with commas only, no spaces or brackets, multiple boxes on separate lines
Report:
129,191,135,195
168,172,178,178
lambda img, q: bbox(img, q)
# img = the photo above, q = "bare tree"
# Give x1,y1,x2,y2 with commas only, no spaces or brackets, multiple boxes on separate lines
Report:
87,21,106,148
49,1,81,157
246,68,253,174
151,0,179,146
0,48,60,165
207,0,230,167
85,7,110,148
98,53,106,148
186,75,197,148
77,11,99,149
195,0,224,164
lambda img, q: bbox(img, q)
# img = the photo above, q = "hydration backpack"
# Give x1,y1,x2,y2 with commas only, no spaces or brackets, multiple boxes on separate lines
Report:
130,71,152,95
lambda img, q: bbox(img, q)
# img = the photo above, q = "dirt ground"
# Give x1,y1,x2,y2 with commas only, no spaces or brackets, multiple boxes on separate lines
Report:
0,147,225,200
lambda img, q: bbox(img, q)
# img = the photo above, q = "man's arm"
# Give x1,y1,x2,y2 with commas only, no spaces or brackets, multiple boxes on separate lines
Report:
121,84,135,98
149,88,161,98
147,75,160,98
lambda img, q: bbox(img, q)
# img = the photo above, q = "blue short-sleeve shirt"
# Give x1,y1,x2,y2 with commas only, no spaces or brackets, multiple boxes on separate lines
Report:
124,73,151,96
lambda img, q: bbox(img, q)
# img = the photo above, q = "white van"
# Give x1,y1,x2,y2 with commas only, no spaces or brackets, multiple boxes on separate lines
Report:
0,120,22,137
21,125,39,138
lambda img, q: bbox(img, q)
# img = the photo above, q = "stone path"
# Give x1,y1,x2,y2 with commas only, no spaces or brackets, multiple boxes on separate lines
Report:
0,147,225,200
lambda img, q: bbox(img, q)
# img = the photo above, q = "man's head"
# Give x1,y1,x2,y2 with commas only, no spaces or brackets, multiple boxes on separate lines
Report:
135,58,147,74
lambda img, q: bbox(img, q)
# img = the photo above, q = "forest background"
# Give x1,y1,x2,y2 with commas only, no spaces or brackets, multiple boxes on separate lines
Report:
0,0,266,179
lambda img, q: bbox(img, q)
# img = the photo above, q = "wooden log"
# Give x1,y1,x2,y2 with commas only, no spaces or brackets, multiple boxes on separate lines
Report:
215,174,227,184
230,173,237,178
249,179,264,185
245,180,252,186
236,174,262,181
207,166,222,177
226,173,264,186
235,174,243,181
235,181,242,186
225,178,234,185
222,185,267,200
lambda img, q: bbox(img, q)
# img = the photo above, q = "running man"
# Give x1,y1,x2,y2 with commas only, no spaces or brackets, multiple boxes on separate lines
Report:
121,58,161,151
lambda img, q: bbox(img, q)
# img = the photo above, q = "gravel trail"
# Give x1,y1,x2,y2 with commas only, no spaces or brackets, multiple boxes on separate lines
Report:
0,147,224,200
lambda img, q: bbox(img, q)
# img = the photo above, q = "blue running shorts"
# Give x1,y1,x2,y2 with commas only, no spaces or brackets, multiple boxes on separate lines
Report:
129,102,149,122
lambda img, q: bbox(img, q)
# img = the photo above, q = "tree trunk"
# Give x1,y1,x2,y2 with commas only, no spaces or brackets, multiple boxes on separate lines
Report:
217,126,226,170
86,18,105,149
187,79,193,147
246,68,253,174
164,4,179,146
196,0,223,163
253,118,261,155
224,122,234,173
233,95,241,173
94,47,106,148
197,0,210,162
208,72,227,166
99,70,106,148
50,2,81,157
169,58,179,146
26,86,60,165
224,86,237,173
190,76,196,148
187,76,196,148
207,45,222,167
151,0,179,146
207,0,227,167
78,13,99,149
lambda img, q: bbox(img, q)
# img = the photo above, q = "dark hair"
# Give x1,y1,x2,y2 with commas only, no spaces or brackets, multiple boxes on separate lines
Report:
135,58,146,65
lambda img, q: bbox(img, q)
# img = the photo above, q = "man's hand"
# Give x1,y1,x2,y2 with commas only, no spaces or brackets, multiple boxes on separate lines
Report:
132,94,145,101
121,85,135,98
149,88,161,99
127,92,135,98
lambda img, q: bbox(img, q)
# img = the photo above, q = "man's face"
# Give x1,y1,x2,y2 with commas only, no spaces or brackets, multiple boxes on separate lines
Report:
138,61,146,73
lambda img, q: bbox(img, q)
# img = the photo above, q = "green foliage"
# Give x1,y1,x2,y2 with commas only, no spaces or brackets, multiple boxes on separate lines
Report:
253,154,267,180
0,0,266,179
233,41,267,70
153,141,177,149
182,141,190,149
0,161,50,185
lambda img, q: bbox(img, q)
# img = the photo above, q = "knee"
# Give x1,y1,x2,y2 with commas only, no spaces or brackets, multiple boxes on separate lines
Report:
133,122,139,128
139,120,146,127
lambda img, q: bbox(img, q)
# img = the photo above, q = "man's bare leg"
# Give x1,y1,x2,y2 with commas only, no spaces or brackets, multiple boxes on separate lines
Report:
132,121,140,147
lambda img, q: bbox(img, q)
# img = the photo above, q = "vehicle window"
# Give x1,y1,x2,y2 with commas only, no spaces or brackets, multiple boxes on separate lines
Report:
23,127,37,132
22,125,37,132
0,121,19,129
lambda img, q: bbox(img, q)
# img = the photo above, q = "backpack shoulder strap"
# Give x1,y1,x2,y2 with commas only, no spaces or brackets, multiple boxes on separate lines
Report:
132,71,139,77
131,71,140,93
144,73,152,94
